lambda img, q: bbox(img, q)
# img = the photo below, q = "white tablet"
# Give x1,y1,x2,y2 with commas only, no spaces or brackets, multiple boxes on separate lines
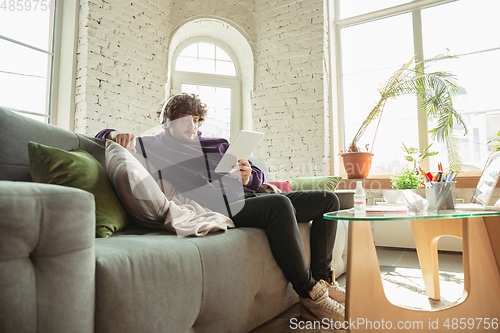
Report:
215,130,265,173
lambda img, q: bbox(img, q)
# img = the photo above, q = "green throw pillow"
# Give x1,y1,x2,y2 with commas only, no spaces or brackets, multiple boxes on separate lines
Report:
27,142,129,238
291,176,342,192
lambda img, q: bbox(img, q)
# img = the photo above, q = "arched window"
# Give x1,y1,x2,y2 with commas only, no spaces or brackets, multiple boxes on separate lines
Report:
172,39,240,141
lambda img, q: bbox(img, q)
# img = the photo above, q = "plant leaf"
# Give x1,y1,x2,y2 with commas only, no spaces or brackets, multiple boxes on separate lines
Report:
347,51,467,167
444,134,463,172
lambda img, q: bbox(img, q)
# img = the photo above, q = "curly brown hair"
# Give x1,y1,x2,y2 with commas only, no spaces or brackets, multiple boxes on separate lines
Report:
157,93,207,125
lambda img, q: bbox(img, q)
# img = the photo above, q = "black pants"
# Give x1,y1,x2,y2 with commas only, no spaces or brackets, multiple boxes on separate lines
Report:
229,190,339,298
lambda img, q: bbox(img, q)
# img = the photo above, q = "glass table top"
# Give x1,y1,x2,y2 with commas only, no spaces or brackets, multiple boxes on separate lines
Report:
324,207,500,221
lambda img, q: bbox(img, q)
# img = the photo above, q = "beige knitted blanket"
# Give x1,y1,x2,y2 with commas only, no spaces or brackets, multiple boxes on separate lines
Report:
158,179,235,237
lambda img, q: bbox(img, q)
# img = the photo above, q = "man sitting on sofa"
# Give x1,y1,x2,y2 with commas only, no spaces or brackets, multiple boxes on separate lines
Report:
96,93,346,324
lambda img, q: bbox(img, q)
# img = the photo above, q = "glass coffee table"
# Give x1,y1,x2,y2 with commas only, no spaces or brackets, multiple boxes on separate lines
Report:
324,209,500,332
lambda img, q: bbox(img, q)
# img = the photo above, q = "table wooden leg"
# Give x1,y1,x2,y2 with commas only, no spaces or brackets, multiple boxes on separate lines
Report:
410,219,462,300
345,217,500,332
484,216,500,273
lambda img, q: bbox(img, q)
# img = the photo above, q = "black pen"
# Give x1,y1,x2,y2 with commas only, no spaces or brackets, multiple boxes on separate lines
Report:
436,171,443,182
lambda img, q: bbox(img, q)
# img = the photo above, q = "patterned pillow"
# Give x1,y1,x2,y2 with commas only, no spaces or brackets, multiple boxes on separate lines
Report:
105,140,169,228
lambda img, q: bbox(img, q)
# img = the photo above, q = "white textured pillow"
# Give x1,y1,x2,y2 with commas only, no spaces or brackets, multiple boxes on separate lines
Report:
105,140,169,227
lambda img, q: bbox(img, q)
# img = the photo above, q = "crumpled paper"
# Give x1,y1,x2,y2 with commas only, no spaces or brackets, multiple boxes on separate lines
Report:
401,189,428,213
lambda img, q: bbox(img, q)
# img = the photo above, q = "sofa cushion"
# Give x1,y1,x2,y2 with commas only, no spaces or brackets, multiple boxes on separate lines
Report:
268,181,292,193
291,176,342,192
94,228,297,333
105,140,169,227
94,234,204,333
0,107,105,182
27,141,129,238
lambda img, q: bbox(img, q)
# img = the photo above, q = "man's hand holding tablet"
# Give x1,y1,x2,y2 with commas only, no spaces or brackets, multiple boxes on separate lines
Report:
214,130,265,174
230,159,252,185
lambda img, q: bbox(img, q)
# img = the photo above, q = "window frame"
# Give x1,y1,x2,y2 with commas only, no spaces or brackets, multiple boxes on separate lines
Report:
0,5,56,122
50,0,80,131
171,37,242,141
331,0,494,178
0,0,79,130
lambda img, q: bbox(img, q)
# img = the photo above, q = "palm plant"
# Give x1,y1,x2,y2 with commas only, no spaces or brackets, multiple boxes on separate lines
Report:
347,53,468,171
488,130,500,154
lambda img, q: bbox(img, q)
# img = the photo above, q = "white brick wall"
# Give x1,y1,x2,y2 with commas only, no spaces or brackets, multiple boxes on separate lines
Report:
169,0,255,42
76,0,171,136
76,0,332,179
253,0,330,180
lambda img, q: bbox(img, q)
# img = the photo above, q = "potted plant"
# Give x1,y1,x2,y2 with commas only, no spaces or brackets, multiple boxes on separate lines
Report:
390,167,424,190
383,143,435,203
341,53,467,179
401,142,439,172
341,143,373,179
383,167,424,203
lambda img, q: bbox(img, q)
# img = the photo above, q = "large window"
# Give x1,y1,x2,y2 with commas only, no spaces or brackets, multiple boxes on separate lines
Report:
338,0,412,19
172,40,240,141
340,12,417,174
334,0,500,174
421,0,500,172
0,1,57,123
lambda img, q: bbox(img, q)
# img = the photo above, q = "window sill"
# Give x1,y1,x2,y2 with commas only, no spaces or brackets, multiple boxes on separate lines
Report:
337,176,499,190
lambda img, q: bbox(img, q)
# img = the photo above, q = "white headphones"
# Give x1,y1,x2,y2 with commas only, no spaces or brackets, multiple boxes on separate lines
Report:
159,95,175,128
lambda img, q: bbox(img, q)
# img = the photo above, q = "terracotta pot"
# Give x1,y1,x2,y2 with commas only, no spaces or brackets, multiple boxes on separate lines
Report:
341,152,374,179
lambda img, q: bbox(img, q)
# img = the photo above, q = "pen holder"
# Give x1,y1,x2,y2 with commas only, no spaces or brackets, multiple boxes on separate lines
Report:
426,181,456,211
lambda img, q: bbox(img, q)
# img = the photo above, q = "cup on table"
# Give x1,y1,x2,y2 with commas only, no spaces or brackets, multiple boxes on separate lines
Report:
426,181,456,211
383,190,402,204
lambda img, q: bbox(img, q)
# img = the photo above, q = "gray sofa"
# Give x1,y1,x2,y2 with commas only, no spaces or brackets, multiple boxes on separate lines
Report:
0,107,351,333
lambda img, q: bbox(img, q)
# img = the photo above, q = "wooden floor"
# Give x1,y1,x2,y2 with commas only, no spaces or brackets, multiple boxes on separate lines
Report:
250,247,465,333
